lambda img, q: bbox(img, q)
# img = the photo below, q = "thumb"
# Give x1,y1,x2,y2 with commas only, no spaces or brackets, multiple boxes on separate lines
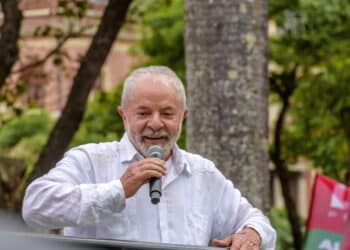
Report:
211,235,232,247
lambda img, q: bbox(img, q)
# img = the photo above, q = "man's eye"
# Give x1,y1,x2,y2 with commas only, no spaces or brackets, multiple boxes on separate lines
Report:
137,112,149,116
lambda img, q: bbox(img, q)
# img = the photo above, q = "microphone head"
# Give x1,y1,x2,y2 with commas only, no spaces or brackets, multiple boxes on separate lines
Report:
147,145,165,159
151,192,161,204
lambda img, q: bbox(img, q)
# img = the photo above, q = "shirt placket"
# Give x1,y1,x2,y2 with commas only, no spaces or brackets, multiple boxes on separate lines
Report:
158,195,169,242
158,158,180,243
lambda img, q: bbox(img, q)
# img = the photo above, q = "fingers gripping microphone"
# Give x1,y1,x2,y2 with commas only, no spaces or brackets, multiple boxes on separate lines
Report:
147,145,164,205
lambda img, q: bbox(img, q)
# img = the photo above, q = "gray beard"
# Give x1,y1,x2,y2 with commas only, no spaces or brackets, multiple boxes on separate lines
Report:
128,126,182,159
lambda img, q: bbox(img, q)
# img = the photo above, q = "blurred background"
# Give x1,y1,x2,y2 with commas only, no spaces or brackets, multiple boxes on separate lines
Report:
0,1,349,250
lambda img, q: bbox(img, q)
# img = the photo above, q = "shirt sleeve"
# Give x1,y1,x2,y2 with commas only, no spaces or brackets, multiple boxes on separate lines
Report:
22,148,126,230
211,179,276,250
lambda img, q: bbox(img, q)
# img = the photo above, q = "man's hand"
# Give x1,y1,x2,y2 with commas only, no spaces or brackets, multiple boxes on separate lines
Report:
212,227,261,250
120,158,166,198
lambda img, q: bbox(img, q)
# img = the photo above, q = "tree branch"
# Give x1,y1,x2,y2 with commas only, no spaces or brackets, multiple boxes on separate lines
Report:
269,75,283,96
30,0,133,180
270,68,303,250
11,25,92,74
0,0,22,89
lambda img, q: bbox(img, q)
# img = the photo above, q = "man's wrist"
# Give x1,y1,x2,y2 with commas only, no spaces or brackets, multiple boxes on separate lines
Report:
241,226,262,245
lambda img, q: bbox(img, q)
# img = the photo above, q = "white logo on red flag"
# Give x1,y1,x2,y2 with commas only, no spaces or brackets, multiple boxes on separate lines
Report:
331,183,350,210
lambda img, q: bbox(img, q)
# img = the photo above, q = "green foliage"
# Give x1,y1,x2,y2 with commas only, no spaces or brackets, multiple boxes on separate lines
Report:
0,85,124,165
133,0,185,81
71,84,125,147
0,109,53,148
269,0,350,181
9,133,49,167
127,0,159,23
57,0,88,20
270,208,306,250
0,109,53,167
0,85,125,166
287,67,350,180
270,208,294,250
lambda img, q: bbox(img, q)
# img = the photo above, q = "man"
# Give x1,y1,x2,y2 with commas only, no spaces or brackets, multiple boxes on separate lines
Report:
23,66,276,249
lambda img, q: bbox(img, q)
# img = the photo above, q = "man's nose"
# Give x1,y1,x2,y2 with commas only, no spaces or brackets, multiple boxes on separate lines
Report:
147,113,164,131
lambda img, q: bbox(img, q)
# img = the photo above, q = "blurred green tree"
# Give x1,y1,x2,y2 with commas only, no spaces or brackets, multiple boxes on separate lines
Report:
0,109,53,149
270,208,295,250
270,0,350,179
0,0,133,210
0,109,53,210
269,0,350,248
31,0,133,180
135,0,185,81
71,85,125,146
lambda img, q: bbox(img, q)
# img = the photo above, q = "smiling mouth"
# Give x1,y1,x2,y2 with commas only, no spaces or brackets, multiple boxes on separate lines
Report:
142,136,168,142
142,136,168,144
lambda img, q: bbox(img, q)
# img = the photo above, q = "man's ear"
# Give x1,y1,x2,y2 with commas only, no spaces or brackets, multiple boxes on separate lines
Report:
117,106,126,121
183,109,189,120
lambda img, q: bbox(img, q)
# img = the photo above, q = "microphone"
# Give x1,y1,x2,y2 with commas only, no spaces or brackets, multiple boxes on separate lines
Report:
147,145,164,204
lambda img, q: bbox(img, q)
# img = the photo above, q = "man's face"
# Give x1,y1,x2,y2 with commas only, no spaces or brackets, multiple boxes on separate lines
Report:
118,73,188,159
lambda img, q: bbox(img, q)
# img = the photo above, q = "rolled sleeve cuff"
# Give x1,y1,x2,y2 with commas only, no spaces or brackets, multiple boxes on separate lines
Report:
243,224,276,250
78,180,126,226
110,179,126,212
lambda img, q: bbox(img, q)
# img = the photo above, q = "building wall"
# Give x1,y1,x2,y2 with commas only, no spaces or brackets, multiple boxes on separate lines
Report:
2,0,140,113
17,36,138,113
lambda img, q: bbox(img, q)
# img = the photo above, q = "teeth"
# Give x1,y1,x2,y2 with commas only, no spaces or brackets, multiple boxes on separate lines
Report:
145,136,164,140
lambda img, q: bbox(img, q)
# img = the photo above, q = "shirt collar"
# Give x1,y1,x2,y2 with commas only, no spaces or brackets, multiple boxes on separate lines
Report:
119,133,143,163
119,133,192,176
171,144,192,176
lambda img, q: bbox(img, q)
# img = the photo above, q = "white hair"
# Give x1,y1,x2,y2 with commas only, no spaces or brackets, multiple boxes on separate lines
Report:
121,66,187,108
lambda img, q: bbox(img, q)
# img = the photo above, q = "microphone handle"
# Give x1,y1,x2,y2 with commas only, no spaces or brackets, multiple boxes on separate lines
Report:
150,177,161,204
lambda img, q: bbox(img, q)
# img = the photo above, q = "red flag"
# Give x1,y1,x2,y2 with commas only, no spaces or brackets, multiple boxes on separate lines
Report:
342,214,350,250
304,174,350,249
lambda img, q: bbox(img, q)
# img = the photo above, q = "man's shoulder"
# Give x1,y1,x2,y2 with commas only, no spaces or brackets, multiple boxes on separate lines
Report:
179,149,211,164
179,150,230,192
179,149,223,176
69,141,119,157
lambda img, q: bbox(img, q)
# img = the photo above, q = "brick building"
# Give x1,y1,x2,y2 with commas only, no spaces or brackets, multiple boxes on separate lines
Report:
1,0,139,113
